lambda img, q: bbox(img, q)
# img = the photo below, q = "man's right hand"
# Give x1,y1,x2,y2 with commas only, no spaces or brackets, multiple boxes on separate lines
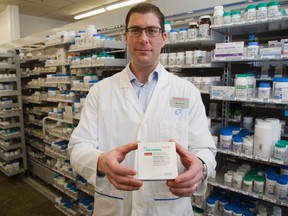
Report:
97,142,143,191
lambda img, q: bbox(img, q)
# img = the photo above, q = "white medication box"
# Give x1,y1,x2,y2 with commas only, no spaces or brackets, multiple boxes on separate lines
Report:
137,142,178,180
210,86,235,99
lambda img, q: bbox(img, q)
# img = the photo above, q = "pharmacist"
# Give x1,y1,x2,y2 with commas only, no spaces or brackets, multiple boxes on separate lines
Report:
68,3,216,216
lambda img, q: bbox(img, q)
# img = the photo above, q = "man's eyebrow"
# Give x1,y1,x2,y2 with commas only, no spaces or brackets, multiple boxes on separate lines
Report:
127,25,160,28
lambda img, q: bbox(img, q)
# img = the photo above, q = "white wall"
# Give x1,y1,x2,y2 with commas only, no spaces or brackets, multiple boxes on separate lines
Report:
20,14,70,38
0,5,20,46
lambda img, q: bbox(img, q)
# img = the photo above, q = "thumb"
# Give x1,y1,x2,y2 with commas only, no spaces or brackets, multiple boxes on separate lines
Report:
168,139,188,158
116,141,139,155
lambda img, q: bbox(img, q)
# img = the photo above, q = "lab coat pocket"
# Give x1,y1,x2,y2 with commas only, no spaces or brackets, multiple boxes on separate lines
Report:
151,193,192,215
94,177,125,215
160,122,188,148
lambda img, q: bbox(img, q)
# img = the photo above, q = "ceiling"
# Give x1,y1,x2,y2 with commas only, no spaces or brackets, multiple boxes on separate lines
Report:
0,0,122,22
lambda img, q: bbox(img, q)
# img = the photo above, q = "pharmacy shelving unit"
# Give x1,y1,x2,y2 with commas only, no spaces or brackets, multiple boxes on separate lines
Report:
209,16,288,213
20,45,59,186
161,21,227,212
0,52,27,176
18,36,127,215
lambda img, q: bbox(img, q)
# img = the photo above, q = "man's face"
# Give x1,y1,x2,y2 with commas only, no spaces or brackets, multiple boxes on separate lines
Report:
124,12,166,69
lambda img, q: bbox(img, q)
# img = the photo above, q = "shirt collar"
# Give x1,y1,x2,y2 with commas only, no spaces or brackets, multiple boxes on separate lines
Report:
127,63,161,85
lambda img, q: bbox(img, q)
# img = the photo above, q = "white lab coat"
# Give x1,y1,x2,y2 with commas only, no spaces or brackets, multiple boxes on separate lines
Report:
68,63,216,216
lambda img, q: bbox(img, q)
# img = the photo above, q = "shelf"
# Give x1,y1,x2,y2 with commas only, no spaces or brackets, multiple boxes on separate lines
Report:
0,122,21,129
44,41,71,49
0,167,25,177
212,55,288,63
46,81,71,85
0,143,22,151
23,100,44,104
0,110,21,118
53,184,78,200
216,149,286,166
44,98,74,103
0,153,23,162
45,116,74,124
0,132,21,139
211,17,288,36
70,58,128,68
165,38,217,48
45,147,67,160
0,77,17,82
21,71,56,77
45,63,69,67
53,167,76,181
210,97,288,107
0,53,15,58
27,140,45,152
208,169,288,208
47,130,70,141
0,103,19,109
68,40,126,52
70,88,90,92
54,205,77,216
0,64,16,69
20,58,46,63
0,90,20,97
165,62,224,69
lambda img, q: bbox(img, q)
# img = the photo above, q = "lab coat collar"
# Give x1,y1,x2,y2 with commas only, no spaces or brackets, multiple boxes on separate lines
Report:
119,63,170,117
120,62,169,89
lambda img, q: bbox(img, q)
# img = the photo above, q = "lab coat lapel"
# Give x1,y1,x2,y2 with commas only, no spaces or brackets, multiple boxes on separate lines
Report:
119,69,144,116
142,66,170,123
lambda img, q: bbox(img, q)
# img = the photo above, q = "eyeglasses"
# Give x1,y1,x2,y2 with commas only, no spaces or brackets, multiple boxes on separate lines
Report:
126,27,163,37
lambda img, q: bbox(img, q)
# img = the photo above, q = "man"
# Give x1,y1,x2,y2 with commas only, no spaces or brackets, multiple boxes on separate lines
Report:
68,3,216,215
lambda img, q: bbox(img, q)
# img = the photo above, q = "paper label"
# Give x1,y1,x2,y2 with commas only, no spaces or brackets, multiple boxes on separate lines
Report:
137,142,178,180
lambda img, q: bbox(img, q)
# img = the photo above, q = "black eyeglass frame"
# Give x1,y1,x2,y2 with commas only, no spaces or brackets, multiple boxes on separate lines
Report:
125,27,163,37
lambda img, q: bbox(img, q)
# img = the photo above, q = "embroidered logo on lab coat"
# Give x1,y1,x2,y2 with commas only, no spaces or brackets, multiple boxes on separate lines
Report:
175,109,182,115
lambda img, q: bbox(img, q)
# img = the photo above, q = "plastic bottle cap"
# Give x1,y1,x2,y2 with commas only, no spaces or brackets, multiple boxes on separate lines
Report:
259,82,270,88
165,21,171,24
276,140,288,147
247,4,256,10
224,204,233,211
233,135,243,143
248,42,259,46
244,175,253,181
224,11,231,16
220,128,233,136
277,177,288,185
199,15,211,20
170,29,178,33
257,2,268,8
179,27,188,31
219,197,228,203
189,22,198,26
255,175,265,182
268,1,279,7
273,77,288,82
231,10,241,15
233,206,243,214
207,197,216,204
267,174,277,181
237,74,247,77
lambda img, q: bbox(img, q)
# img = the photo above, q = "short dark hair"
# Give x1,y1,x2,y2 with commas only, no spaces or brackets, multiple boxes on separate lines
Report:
125,3,165,31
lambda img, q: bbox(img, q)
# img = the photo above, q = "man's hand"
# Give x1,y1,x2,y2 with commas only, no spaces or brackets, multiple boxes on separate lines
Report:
97,142,143,191
166,140,204,197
